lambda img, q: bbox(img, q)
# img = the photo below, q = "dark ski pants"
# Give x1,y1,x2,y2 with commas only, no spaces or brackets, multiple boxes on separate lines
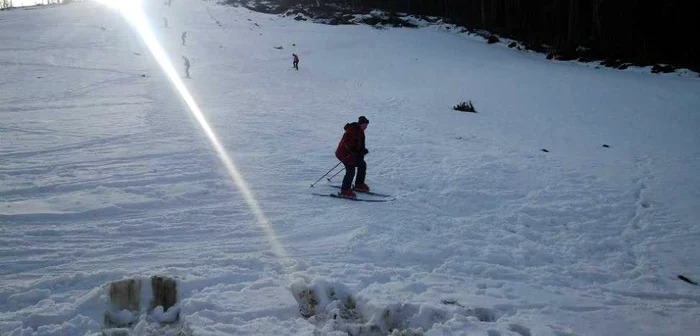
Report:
342,157,366,190
293,61,299,70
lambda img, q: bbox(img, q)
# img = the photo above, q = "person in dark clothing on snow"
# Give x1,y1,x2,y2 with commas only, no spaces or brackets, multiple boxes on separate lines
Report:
292,53,299,70
335,116,370,198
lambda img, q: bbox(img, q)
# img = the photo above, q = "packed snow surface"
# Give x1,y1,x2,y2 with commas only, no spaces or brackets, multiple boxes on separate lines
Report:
1,1,699,335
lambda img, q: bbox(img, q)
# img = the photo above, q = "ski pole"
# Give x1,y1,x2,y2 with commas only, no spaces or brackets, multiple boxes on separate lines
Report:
327,167,345,181
311,161,343,188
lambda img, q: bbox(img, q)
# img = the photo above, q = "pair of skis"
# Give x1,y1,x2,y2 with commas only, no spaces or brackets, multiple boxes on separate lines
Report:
312,185,394,202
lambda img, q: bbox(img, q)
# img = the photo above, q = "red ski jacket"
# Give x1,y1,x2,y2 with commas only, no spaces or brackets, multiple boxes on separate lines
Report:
335,122,366,166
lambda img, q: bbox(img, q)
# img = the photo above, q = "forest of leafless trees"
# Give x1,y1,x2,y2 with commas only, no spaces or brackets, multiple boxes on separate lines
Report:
227,0,700,72
1,0,67,9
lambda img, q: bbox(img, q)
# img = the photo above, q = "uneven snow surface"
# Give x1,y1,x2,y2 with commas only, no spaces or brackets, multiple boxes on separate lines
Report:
1,1,699,335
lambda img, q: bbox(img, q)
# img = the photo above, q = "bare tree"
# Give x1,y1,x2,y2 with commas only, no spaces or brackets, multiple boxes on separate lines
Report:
566,0,579,50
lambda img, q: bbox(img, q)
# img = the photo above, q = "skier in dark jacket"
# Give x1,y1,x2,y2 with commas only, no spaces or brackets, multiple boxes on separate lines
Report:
335,116,370,198
292,53,299,70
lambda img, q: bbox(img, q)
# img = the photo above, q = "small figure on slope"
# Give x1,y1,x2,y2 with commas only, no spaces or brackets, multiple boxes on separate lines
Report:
292,53,299,70
182,56,190,78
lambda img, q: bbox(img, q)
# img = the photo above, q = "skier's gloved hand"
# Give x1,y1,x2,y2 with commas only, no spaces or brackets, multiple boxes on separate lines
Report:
362,148,369,155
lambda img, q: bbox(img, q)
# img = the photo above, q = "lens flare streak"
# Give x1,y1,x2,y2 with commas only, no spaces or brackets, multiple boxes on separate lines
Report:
97,0,290,264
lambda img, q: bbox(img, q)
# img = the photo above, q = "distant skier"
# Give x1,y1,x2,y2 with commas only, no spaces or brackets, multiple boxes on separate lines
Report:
335,116,370,198
292,53,299,70
163,17,168,28
182,56,190,78
181,31,187,46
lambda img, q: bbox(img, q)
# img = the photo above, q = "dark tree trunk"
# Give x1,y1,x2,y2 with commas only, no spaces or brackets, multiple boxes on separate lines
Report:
566,0,579,50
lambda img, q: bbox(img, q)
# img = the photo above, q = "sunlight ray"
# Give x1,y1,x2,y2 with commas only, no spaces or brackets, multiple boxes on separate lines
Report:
95,0,291,266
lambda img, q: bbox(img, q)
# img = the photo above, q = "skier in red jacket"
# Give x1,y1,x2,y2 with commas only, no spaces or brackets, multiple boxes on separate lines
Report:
335,116,370,198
